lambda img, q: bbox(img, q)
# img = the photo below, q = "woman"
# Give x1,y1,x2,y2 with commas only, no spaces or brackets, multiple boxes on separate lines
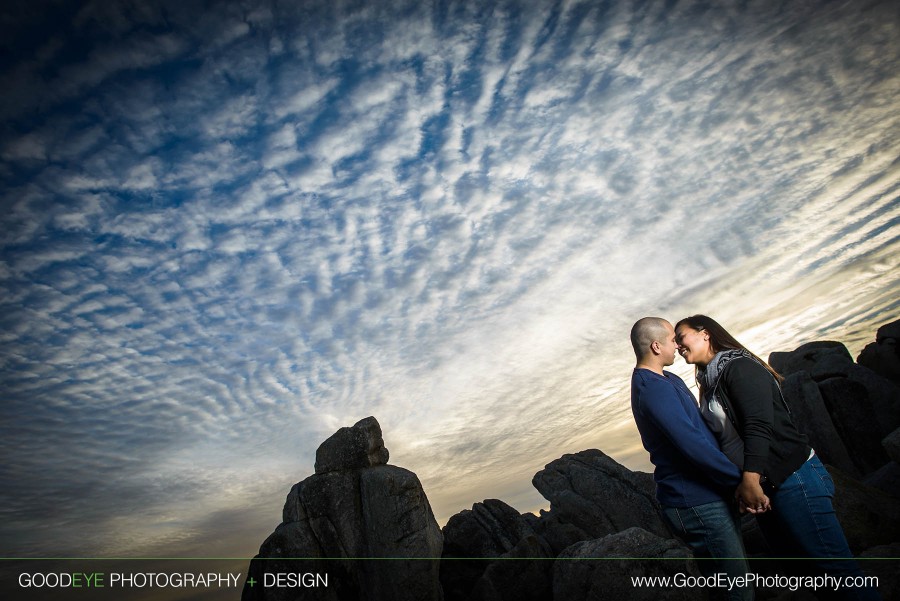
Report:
674,315,879,601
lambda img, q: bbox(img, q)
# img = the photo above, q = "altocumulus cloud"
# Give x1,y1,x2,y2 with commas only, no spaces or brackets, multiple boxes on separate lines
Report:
1,0,899,559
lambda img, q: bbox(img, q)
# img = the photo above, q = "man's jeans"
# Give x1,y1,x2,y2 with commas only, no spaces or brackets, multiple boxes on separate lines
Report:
662,499,753,601
756,455,881,601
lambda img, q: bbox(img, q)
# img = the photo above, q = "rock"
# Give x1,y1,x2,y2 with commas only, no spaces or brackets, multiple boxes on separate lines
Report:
553,527,702,601
859,544,900,601
525,509,591,556
828,464,900,554
243,417,443,601
441,499,549,601
817,378,890,474
845,364,900,434
781,371,857,476
532,449,670,541
769,342,853,381
470,535,553,601
858,319,900,385
864,462,900,500
315,416,390,474
885,428,900,465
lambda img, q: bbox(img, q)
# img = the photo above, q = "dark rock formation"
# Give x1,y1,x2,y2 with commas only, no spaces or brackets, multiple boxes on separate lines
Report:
771,338,900,475
243,417,443,601
769,341,853,380
859,544,900,601
858,319,900,385
315,416,390,473
440,499,552,601
469,535,553,601
531,449,670,543
817,377,891,474
780,371,857,476
828,464,900,554
553,527,702,601
884,427,900,465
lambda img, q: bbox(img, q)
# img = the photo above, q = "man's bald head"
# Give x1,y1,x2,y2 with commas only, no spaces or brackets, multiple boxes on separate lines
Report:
631,317,672,361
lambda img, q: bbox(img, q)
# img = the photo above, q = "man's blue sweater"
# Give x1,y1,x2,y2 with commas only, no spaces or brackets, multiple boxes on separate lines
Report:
631,368,741,508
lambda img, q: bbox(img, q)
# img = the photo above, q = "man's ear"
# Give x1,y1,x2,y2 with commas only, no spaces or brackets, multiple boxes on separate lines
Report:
650,340,659,355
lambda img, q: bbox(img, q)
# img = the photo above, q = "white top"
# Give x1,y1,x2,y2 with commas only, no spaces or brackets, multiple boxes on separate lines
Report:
701,395,745,469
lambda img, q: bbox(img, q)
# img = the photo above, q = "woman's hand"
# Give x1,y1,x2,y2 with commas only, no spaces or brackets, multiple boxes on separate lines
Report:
736,471,771,514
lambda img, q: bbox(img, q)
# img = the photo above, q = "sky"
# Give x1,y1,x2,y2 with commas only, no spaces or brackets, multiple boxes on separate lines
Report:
1,0,899,568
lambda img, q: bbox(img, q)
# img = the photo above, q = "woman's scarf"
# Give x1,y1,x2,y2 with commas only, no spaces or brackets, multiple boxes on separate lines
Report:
697,348,754,403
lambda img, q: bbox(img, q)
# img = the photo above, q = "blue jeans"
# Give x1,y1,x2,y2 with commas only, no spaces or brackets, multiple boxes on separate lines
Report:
662,500,753,601
756,455,880,601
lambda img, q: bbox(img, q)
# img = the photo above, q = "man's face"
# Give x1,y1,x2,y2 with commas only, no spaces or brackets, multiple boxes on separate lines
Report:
657,322,678,366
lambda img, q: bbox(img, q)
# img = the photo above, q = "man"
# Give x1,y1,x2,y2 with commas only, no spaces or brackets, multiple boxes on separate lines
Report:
630,317,752,601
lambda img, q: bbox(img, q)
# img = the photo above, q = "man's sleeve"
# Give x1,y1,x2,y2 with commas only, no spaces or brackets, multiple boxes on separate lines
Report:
638,378,741,487
722,359,774,474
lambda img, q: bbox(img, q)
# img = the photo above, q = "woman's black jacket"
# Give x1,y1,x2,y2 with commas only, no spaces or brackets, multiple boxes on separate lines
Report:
712,357,811,487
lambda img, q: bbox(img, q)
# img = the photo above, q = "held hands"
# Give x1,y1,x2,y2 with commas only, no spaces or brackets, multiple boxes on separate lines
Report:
735,471,771,514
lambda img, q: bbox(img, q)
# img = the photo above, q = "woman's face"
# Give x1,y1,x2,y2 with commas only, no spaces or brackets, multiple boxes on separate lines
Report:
675,324,714,366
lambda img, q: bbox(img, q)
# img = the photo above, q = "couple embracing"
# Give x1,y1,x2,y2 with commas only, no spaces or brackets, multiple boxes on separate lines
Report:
630,315,879,601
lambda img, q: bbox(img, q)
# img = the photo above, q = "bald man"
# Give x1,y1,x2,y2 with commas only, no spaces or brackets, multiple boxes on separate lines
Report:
630,317,751,601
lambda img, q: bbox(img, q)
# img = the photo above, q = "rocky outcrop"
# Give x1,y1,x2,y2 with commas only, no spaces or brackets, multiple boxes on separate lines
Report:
858,319,900,385
531,450,669,544
770,337,900,475
440,499,551,601
440,450,674,601
243,417,443,601
780,371,857,475
828,464,900,554
553,528,702,601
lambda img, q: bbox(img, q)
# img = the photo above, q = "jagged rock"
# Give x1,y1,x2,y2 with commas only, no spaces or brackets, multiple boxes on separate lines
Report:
828,464,900,554
470,535,553,601
817,378,891,474
243,417,443,601
858,319,900,385
885,428,900,465
553,527,702,601
864,462,900,499
441,499,549,601
314,416,390,474
845,364,900,434
525,509,591,556
769,342,853,381
859,544,900,601
532,449,670,542
781,371,857,476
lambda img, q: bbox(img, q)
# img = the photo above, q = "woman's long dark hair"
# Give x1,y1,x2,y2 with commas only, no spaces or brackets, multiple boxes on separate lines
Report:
675,315,784,394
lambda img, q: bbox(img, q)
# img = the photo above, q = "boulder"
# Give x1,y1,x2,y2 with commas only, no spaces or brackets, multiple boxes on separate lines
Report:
525,509,591,556
243,417,443,601
845,364,900,434
859,544,900,601
441,499,550,601
780,371,857,476
864,462,900,500
315,416,390,473
553,527,702,601
857,319,900,385
828,464,900,554
817,378,890,474
532,449,670,542
769,342,854,381
885,428,900,465
469,535,553,601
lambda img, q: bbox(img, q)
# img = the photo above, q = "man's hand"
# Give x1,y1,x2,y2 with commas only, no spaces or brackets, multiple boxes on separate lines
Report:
736,471,771,514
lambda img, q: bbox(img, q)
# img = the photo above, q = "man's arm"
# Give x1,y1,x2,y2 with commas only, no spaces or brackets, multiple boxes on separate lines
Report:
638,377,741,487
